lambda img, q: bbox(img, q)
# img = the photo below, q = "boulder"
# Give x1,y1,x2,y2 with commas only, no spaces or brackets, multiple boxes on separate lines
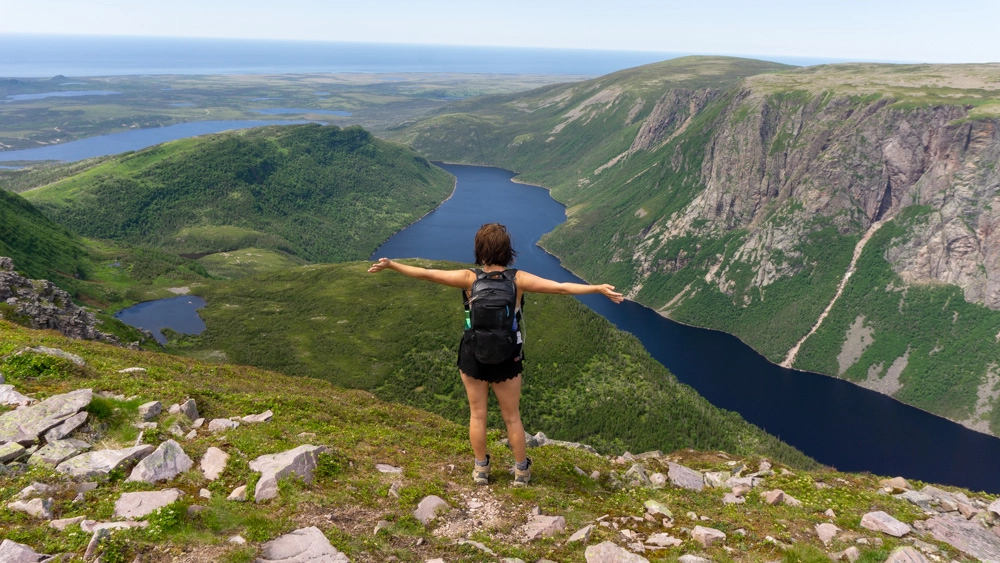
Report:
208,418,239,432
200,447,229,481
83,528,109,561
678,556,712,563
81,520,148,533
646,533,683,547
179,399,199,421
0,441,26,463
49,515,85,531
667,462,704,491
584,541,650,563
704,471,729,488
624,463,652,487
816,523,840,545
375,463,402,474
988,498,1000,520
567,524,595,543
7,497,53,519
28,346,85,366
257,526,350,563
860,511,911,537
0,539,47,563
456,538,495,555
885,546,931,563
896,490,935,511
127,439,193,483
763,489,785,505
692,525,726,547
227,485,247,502
242,409,273,424
649,472,667,487
28,438,90,466
523,514,566,541
113,488,183,519
880,477,912,492
56,444,154,479
0,384,32,407
249,444,327,502
644,499,672,518
42,411,88,442
722,493,744,505
0,388,92,445
137,401,162,421
413,495,449,525
925,514,1000,562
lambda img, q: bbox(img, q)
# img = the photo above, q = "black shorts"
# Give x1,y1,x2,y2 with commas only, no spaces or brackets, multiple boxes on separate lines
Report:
457,331,523,383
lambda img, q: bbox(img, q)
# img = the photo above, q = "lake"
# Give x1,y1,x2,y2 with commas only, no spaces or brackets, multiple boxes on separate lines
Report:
114,295,207,345
253,108,351,116
374,163,1000,493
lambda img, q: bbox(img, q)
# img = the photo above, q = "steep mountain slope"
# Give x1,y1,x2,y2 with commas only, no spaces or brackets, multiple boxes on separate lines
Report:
394,59,1000,435
22,124,454,264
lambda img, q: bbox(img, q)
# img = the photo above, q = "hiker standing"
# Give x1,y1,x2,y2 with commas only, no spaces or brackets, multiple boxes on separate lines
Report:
368,223,623,486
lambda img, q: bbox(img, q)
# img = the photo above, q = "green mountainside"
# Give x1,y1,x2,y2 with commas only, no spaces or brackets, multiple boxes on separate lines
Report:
392,57,1000,435
21,124,454,264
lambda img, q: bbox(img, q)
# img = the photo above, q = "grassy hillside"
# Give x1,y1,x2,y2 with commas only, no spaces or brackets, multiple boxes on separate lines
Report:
22,124,454,264
165,260,815,468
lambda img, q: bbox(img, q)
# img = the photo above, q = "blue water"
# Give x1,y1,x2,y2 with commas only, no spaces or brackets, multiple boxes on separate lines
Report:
254,108,351,116
114,295,207,345
374,163,1000,493
5,90,120,101
0,120,311,162
0,34,855,78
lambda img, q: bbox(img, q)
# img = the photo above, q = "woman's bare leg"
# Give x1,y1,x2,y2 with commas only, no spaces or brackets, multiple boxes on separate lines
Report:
460,371,490,461
491,374,527,464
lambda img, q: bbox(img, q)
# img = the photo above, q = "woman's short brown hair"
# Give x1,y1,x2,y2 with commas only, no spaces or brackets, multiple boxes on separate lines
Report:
474,223,517,266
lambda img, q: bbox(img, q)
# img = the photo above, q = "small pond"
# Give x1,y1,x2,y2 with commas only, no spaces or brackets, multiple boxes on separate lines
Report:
114,296,207,345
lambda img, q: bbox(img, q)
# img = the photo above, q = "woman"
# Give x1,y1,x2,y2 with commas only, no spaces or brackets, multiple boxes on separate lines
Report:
368,223,623,486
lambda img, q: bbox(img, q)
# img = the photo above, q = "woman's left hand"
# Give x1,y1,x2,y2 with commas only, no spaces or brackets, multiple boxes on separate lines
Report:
368,258,393,273
599,284,624,303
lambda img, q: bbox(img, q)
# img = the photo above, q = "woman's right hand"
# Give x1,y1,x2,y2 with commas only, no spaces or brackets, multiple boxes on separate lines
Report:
368,258,393,273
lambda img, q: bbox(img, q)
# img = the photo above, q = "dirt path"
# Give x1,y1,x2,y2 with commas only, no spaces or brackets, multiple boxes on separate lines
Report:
780,219,886,368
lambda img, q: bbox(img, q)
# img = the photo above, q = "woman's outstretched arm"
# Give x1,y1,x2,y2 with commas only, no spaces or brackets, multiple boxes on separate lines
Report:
516,270,624,303
368,258,475,289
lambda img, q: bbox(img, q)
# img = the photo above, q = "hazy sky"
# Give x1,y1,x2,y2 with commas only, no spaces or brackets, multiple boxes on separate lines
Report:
4,0,998,63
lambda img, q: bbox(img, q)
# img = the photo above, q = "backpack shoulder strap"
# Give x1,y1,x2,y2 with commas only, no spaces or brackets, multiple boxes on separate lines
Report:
462,268,483,310
504,269,525,310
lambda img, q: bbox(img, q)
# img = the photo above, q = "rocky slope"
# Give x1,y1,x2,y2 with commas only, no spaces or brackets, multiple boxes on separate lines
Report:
394,59,1000,436
2,320,1000,563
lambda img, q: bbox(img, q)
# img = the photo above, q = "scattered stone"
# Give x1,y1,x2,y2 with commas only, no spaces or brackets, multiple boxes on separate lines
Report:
646,533,683,547
649,472,667,487
28,346,85,366
133,422,157,430
958,502,978,519
229,535,246,545
825,508,837,518
644,499,672,518
704,471,729,488
77,481,98,494
0,384,33,407
0,539,47,563
524,514,566,540
860,511,911,537
764,490,785,505
388,482,401,498
257,526,349,563
178,399,199,421
248,444,327,502
201,447,229,480
191,418,205,429
0,441,26,463
678,556,712,563
584,541,650,563
56,444,154,479
624,463,652,487
732,484,752,497
113,488,183,519
816,523,840,545
692,525,726,547
184,429,196,440
590,470,600,480
168,422,185,437
50,515,86,530
668,462,705,491
84,528,110,561
7,497,54,519
29,438,91,466
118,367,146,374
137,401,161,421
373,519,391,534
241,409,273,424
833,546,861,562
568,524,595,543
988,498,1000,520
199,488,211,499
188,505,206,516
207,418,239,433
759,459,772,472
880,477,912,492
127,440,193,483
722,493,744,505
297,432,316,439
0,388,92,445
456,538,496,556
783,493,803,507
375,463,402,473
413,495,449,525
896,490,935,511
885,546,930,563
227,485,247,502
925,514,1000,562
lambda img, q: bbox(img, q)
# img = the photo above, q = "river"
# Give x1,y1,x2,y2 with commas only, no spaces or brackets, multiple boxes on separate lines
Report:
374,163,1000,493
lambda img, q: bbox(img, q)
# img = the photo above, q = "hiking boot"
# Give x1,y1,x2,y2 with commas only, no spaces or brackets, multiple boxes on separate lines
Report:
512,457,532,487
473,455,490,485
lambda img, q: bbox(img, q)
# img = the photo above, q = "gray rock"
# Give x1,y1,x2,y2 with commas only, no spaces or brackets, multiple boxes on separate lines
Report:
192,418,205,428
227,485,247,502
0,388,92,445
703,471,729,488
118,367,146,374
880,477,912,492
113,488,183,519
624,463,652,487
179,399,199,421
0,539,47,563
184,429,197,440
456,538,496,555
81,520,148,533
860,511,911,537
523,514,566,540
884,546,930,563
84,528,109,561
678,556,712,563
763,489,785,505
413,495,449,525
896,490,935,511
816,523,840,545
649,472,667,487
644,499,672,518
584,541,650,562
667,462,704,491
257,526,349,563
249,444,327,502
137,401,162,421
29,438,91,466
835,546,861,562
692,525,726,547
56,444,155,479
133,422,157,430
646,533,683,547
201,447,229,480
375,463,402,473
242,409,273,424
127,439,192,483
925,514,1000,561
722,493,744,505
568,524,595,543
0,441,26,463
49,515,85,531
229,535,246,545
988,498,1000,520
27,347,84,366
16,482,51,499
7,497,53,519
199,488,211,499
0,384,33,407
43,411,88,442
208,418,239,433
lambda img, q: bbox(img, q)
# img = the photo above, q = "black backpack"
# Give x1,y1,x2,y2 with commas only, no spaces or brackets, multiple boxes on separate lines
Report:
463,269,523,364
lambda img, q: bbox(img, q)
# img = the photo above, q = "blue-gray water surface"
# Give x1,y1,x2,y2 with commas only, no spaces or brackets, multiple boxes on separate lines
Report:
374,163,1000,493
114,296,207,345
254,108,351,116
5,90,120,101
